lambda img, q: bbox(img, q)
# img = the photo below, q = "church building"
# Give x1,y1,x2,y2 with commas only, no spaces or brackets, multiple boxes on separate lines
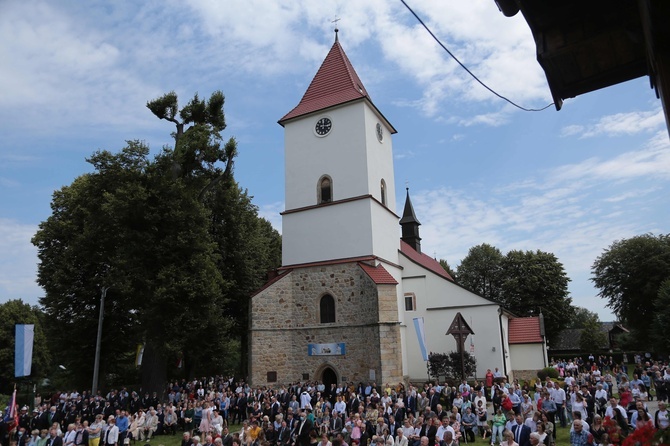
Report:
249,32,547,387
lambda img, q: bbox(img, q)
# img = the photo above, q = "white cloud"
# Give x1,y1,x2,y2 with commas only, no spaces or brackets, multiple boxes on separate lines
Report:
0,219,41,305
410,129,670,320
550,133,670,183
562,109,665,138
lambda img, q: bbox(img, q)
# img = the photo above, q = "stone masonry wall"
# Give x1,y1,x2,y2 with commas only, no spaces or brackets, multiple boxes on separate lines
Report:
250,262,400,386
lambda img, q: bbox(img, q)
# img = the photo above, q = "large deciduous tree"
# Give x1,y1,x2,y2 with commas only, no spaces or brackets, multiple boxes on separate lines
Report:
591,233,670,346
455,244,504,300
500,250,572,345
33,91,281,392
651,279,670,354
456,245,572,345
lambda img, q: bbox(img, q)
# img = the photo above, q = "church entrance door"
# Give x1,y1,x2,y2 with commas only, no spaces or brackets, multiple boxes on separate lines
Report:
321,366,338,388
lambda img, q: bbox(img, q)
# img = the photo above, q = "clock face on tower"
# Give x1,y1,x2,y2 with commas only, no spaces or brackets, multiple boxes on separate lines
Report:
376,122,384,142
315,117,332,136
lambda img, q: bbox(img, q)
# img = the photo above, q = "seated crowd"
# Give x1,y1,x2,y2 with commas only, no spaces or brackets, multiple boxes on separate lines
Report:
1,357,668,446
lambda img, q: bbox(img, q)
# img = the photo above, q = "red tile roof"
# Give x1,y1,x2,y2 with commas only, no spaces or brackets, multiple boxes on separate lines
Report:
250,269,292,297
279,40,370,124
399,240,454,281
508,317,544,344
359,262,398,285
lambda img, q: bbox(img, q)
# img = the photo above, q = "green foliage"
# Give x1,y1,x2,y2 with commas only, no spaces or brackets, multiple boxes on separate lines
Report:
578,312,607,352
568,306,600,329
651,279,670,354
0,300,51,393
591,233,670,346
147,91,236,185
33,92,281,391
439,259,456,278
458,244,572,345
500,249,573,345
537,367,559,381
427,351,476,380
455,244,504,300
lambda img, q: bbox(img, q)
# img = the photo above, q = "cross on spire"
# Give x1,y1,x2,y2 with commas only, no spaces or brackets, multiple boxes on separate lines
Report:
332,17,340,41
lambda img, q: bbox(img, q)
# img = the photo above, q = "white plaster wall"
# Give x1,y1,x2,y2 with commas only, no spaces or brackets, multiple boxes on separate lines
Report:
400,255,512,380
281,199,402,267
363,105,397,214
510,344,546,370
283,101,396,211
282,199,373,265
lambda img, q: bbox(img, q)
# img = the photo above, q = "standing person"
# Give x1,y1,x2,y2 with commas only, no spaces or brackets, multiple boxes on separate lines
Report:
103,417,119,446
475,401,489,441
540,393,556,441
115,412,128,445
655,401,669,430
88,415,104,446
296,411,314,446
485,370,494,398
511,414,531,446
569,420,589,446
184,403,195,434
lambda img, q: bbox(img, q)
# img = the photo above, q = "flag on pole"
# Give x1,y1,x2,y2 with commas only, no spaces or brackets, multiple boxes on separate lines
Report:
413,317,428,361
15,324,35,377
135,344,145,367
4,387,19,432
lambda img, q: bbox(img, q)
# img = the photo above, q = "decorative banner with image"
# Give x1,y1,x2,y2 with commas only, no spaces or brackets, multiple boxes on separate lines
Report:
308,343,346,356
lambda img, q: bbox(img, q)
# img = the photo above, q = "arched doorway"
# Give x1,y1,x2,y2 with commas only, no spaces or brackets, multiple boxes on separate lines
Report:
321,366,338,389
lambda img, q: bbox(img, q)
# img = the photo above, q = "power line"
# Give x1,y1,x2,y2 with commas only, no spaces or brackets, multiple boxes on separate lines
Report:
399,0,554,112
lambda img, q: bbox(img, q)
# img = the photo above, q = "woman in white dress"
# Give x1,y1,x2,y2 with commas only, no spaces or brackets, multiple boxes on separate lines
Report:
572,394,588,422
199,401,212,435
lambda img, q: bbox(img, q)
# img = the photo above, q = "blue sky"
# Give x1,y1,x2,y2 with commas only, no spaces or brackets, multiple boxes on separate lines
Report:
1,0,668,322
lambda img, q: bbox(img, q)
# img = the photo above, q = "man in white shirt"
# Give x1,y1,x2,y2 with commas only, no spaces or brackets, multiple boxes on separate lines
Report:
473,391,487,410
435,417,454,444
604,398,627,421
334,396,347,417
552,385,567,428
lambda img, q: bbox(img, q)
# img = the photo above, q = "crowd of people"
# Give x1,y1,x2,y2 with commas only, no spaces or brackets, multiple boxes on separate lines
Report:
2,355,669,446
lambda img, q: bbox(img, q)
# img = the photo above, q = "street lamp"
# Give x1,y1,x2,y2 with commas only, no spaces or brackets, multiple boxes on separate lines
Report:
92,286,109,395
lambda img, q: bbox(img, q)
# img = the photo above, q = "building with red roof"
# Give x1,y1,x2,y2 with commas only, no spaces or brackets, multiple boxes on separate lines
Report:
250,31,547,386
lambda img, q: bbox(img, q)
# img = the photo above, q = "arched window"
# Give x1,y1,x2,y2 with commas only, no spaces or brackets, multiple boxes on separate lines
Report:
318,175,332,204
380,179,387,206
320,294,336,323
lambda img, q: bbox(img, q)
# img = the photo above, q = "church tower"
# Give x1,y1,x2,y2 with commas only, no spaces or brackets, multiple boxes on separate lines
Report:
278,32,399,267
249,33,404,387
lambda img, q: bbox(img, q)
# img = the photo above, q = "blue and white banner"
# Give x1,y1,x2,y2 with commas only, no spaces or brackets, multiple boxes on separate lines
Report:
15,324,35,377
308,343,345,356
413,317,428,361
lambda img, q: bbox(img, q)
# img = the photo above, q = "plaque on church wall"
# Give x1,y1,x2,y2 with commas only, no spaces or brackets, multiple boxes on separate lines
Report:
307,343,346,356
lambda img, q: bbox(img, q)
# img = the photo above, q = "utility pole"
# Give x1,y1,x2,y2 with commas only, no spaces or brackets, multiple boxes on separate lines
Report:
92,286,109,396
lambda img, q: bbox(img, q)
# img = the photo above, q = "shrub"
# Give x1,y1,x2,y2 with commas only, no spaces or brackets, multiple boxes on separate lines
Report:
537,367,558,381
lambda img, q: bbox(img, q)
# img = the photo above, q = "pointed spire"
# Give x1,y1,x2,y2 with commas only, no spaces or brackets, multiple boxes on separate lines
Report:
278,36,370,125
400,187,422,253
332,17,340,42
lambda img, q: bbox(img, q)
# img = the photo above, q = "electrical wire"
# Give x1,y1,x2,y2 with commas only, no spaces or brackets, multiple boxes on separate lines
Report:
400,0,555,112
